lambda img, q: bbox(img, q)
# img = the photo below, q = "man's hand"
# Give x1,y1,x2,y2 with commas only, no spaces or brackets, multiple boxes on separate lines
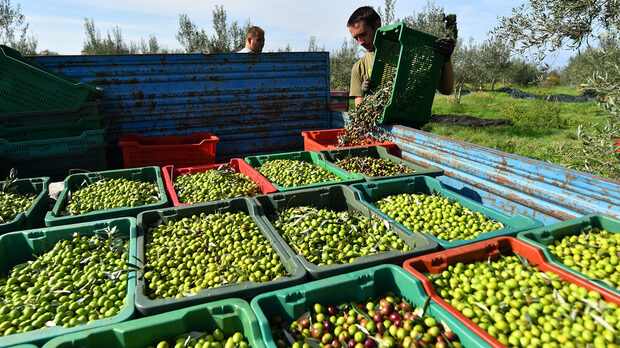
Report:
434,36,455,62
361,77,374,95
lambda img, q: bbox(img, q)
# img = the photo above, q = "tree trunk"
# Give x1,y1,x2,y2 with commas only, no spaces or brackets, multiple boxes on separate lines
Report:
491,77,496,91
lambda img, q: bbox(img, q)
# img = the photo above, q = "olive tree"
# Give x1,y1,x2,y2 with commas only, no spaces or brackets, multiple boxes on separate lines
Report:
0,0,37,54
82,18,168,55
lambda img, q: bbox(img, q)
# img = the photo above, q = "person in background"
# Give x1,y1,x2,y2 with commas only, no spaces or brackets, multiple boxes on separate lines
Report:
347,6,455,106
238,26,265,53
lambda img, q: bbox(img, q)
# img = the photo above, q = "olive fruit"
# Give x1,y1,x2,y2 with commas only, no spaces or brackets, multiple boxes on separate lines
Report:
65,177,160,215
272,206,410,266
548,227,620,290
147,329,248,348
144,211,287,300
374,193,504,242
335,157,414,177
269,293,464,348
0,190,35,223
257,159,340,188
174,167,261,204
0,231,130,337
430,255,620,347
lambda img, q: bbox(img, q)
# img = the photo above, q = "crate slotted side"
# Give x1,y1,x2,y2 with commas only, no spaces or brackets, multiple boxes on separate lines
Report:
371,22,444,126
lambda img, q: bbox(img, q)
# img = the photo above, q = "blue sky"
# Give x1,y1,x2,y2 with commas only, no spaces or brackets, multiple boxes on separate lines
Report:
20,0,573,68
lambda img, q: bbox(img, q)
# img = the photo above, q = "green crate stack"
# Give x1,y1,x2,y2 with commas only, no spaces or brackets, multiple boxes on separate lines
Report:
42,299,265,348
0,45,106,180
370,22,444,126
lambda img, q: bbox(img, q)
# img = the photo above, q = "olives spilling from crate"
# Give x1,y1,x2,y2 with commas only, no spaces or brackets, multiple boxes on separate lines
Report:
549,227,620,290
174,167,261,204
148,329,248,348
430,255,620,347
143,211,287,300
269,293,463,348
272,206,410,266
335,157,414,177
65,177,160,215
374,193,504,242
0,190,35,223
0,231,130,336
257,159,340,188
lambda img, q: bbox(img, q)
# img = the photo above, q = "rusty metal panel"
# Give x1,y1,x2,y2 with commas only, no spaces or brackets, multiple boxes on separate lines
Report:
332,111,620,223
32,53,330,167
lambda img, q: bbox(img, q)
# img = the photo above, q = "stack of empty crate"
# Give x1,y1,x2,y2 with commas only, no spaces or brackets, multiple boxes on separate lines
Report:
0,45,106,181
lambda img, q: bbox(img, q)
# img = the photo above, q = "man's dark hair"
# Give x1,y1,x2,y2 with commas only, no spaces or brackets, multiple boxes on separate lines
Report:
347,6,380,29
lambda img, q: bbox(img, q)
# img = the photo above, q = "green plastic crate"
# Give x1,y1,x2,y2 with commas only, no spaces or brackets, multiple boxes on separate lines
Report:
0,45,100,113
0,176,50,234
244,151,364,192
0,116,103,142
0,144,107,182
253,184,439,279
0,102,102,129
370,22,444,126
0,129,105,158
318,145,444,181
350,176,543,250
135,197,306,316
251,264,491,348
518,214,620,295
45,166,169,227
42,299,265,348
0,217,137,347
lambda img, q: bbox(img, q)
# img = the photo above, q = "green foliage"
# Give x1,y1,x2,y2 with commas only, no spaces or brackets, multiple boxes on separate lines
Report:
503,59,542,86
82,18,168,55
399,1,447,38
493,0,620,61
307,36,324,52
176,5,249,54
0,0,37,54
561,36,620,86
503,99,567,129
329,37,361,91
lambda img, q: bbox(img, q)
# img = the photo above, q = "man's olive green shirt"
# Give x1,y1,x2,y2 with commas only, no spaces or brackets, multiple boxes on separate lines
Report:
349,51,375,98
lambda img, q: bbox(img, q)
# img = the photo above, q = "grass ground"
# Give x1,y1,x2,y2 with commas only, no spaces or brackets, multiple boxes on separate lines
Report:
427,87,604,171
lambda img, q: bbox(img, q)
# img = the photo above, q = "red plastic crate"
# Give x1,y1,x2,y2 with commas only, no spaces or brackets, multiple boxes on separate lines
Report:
301,128,398,155
161,158,277,207
118,132,219,168
616,138,619,152
403,237,620,348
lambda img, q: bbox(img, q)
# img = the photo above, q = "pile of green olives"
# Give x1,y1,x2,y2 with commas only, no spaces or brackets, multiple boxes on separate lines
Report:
430,255,620,347
272,206,410,266
335,157,414,177
548,227,620,290
269,293,462,348
0,190,35,223
65,177,160,215
143,211,287,300
148,329,248,348
174,168,261,204
257,159,340,187
0,232,130,337
374,193,504,241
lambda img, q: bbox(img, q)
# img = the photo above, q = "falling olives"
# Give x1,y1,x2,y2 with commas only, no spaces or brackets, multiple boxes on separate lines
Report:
548,227,620,290
335,157,414,177
147,329,248,348
143,211,287,300
257,159,340,188
174,167,261,204
269,293,463,348
0,230,130,337
65,177,160,215
430,255,620,347
374,193,504,242
0,190,35,223
272,206,410,266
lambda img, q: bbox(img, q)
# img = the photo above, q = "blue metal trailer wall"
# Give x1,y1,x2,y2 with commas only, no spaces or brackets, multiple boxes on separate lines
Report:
32,53,331,167
332,111,620,225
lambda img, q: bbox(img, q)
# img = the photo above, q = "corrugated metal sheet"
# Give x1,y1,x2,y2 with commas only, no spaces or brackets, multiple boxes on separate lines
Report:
332,111,620,224
33,53,330,167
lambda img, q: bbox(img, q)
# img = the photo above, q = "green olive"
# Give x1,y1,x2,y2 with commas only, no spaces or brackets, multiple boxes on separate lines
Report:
65,177,160,215
0,190,35,224
174,168,261,204
335,156,414,177
150,330,247,348
257,159,340,188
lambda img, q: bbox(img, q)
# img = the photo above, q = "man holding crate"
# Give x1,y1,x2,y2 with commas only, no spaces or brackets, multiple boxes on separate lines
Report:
347,6,455,106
